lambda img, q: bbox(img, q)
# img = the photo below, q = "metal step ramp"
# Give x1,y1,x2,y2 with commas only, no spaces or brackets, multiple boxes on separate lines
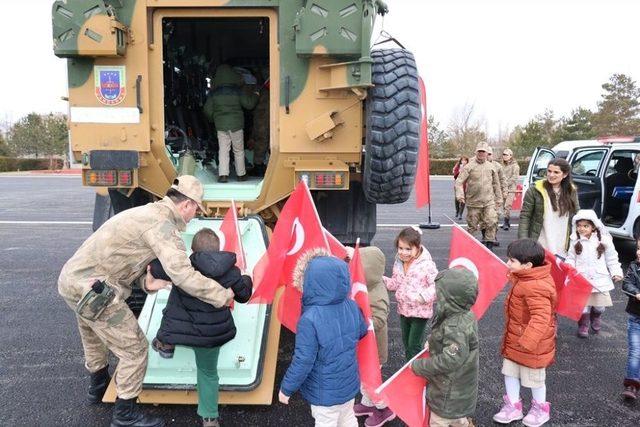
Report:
104,216,281,405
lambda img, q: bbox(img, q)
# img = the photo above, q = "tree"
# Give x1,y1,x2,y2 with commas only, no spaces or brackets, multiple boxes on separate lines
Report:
7,113,68,166
8,113,44,157
0,132,11,156
555,107,597,142
592,73,640,136
427,114,449,158
446,104,487,158
509,109,559,157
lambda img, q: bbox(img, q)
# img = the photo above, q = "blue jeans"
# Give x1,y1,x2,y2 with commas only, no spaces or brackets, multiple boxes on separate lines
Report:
627,315,640,380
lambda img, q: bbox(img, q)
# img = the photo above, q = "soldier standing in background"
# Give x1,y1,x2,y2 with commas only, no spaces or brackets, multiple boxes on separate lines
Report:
455,142,503,250
500,148,520,230
487,147,507,246
57,176,233,427
248,78,270,176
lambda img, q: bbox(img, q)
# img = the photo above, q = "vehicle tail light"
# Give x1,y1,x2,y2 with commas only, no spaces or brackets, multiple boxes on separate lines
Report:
118,170,133,186
85,170,117,186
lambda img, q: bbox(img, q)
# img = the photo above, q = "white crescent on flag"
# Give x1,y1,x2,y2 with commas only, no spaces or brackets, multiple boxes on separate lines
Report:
287,218,305,256
350,281,368,299
448,257,479,279
214,229,226,252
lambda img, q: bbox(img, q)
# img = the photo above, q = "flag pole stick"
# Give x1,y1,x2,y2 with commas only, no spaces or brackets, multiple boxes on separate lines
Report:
419,203,440,230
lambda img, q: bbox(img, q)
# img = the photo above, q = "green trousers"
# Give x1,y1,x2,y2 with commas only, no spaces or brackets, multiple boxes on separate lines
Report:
400,316,430,361
192,346,221,419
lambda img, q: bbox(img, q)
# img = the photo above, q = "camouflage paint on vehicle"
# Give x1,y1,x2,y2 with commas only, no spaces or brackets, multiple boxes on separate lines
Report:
54,0,386,209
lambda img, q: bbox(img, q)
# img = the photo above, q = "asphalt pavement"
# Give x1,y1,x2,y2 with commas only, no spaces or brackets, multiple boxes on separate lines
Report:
0,175,639,426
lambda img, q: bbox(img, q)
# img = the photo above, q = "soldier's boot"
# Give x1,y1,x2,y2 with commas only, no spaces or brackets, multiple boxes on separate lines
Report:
502,217,510,230
88,365,111,404
111,397,164,427
484,241,495,251
481,229,487,244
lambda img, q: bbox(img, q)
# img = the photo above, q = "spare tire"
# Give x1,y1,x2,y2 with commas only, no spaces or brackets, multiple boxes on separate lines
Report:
363,48,421,204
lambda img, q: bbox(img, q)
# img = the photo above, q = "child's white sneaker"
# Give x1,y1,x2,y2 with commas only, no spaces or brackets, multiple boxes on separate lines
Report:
522,399,550,427
493,395,523,424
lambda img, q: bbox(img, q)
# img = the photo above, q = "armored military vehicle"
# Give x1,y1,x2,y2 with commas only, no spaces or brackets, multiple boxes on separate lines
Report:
53,0,421,405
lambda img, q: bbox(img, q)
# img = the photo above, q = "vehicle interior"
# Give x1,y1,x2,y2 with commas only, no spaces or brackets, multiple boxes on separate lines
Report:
162,17,270,201
602,150,639,226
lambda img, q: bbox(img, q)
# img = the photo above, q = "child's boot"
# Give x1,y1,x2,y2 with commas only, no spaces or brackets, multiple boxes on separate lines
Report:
589,307,603,333
152,338,175,358
364,407,396,427
622,379,640,400
522,399,550,427
493,395,523,424
354,402,376,417
577,313,589,338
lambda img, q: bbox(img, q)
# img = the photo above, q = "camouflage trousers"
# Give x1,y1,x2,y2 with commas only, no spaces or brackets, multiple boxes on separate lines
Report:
63,297,148,400
503,190,516,219
466,205,498,241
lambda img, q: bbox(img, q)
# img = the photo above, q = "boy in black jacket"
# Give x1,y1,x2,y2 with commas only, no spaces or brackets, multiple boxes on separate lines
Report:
622,243,640,401
150,227,252,427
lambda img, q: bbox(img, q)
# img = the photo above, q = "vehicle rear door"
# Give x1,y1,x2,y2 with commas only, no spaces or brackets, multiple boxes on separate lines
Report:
522,147,556,195
568,146,610,214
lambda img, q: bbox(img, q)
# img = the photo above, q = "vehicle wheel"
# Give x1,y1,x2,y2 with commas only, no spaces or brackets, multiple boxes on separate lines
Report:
363,48,421,204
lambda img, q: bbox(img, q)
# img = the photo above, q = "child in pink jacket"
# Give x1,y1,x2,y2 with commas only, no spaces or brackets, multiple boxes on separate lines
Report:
384,227,438,360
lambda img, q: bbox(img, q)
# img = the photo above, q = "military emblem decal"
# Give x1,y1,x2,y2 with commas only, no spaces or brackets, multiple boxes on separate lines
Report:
94,66,126,105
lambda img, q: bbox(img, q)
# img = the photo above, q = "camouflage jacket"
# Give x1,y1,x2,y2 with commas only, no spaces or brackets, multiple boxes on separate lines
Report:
455,158,502,208
501,160,520,192
491,160,508,199
58,197,233,307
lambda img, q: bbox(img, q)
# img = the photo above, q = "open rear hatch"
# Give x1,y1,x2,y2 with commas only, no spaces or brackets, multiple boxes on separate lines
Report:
104,215,281,404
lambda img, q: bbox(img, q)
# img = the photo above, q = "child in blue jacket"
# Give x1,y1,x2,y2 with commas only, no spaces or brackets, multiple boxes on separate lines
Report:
278,249,367,426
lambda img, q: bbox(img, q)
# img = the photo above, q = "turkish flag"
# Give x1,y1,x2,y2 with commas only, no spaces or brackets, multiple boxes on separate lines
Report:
376,349,430,427
218,199,247,271
349,242,383,399
512,184,523,211
249,181,329,332
448,224,509,319
415,77,431,208
324,227,348,260
545,251,593,321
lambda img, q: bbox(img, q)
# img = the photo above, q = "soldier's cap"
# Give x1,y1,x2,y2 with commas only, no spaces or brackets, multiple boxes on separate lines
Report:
171,175,205,211
475,141,490,152
503,148,514,156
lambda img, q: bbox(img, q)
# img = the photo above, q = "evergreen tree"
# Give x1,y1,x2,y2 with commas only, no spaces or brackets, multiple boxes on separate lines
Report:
593,73,640,136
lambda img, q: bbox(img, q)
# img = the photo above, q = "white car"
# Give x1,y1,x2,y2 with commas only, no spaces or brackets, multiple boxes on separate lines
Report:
524,136,640,240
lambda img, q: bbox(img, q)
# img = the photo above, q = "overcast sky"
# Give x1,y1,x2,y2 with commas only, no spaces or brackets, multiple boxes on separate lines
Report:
2,0,639,136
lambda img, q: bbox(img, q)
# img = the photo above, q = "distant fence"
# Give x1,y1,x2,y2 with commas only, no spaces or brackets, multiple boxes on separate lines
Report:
0,157,64,172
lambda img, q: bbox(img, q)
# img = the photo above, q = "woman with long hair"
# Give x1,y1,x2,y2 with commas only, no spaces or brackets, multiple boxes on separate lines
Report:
518,158,580,256
453,156,469,220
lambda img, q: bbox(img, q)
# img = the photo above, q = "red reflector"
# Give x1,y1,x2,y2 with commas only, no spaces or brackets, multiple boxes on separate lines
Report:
118,170,132,186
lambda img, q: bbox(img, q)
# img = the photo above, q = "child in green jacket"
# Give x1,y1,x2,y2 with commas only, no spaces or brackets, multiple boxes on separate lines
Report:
411,268,479,427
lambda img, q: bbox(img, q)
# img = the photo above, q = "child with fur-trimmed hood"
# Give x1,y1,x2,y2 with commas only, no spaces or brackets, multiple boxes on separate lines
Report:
565,209,623,338
278,249,368,426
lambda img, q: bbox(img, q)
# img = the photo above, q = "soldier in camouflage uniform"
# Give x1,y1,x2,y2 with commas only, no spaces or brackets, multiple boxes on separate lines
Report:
487,147,507,246
247,82,270,176
58,176,233,427
455,142,503,250
500,148,520,230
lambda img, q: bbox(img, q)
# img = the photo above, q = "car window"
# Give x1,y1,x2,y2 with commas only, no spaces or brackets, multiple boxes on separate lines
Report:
605,150,640,179
571,149,606,177
532,150,555,179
